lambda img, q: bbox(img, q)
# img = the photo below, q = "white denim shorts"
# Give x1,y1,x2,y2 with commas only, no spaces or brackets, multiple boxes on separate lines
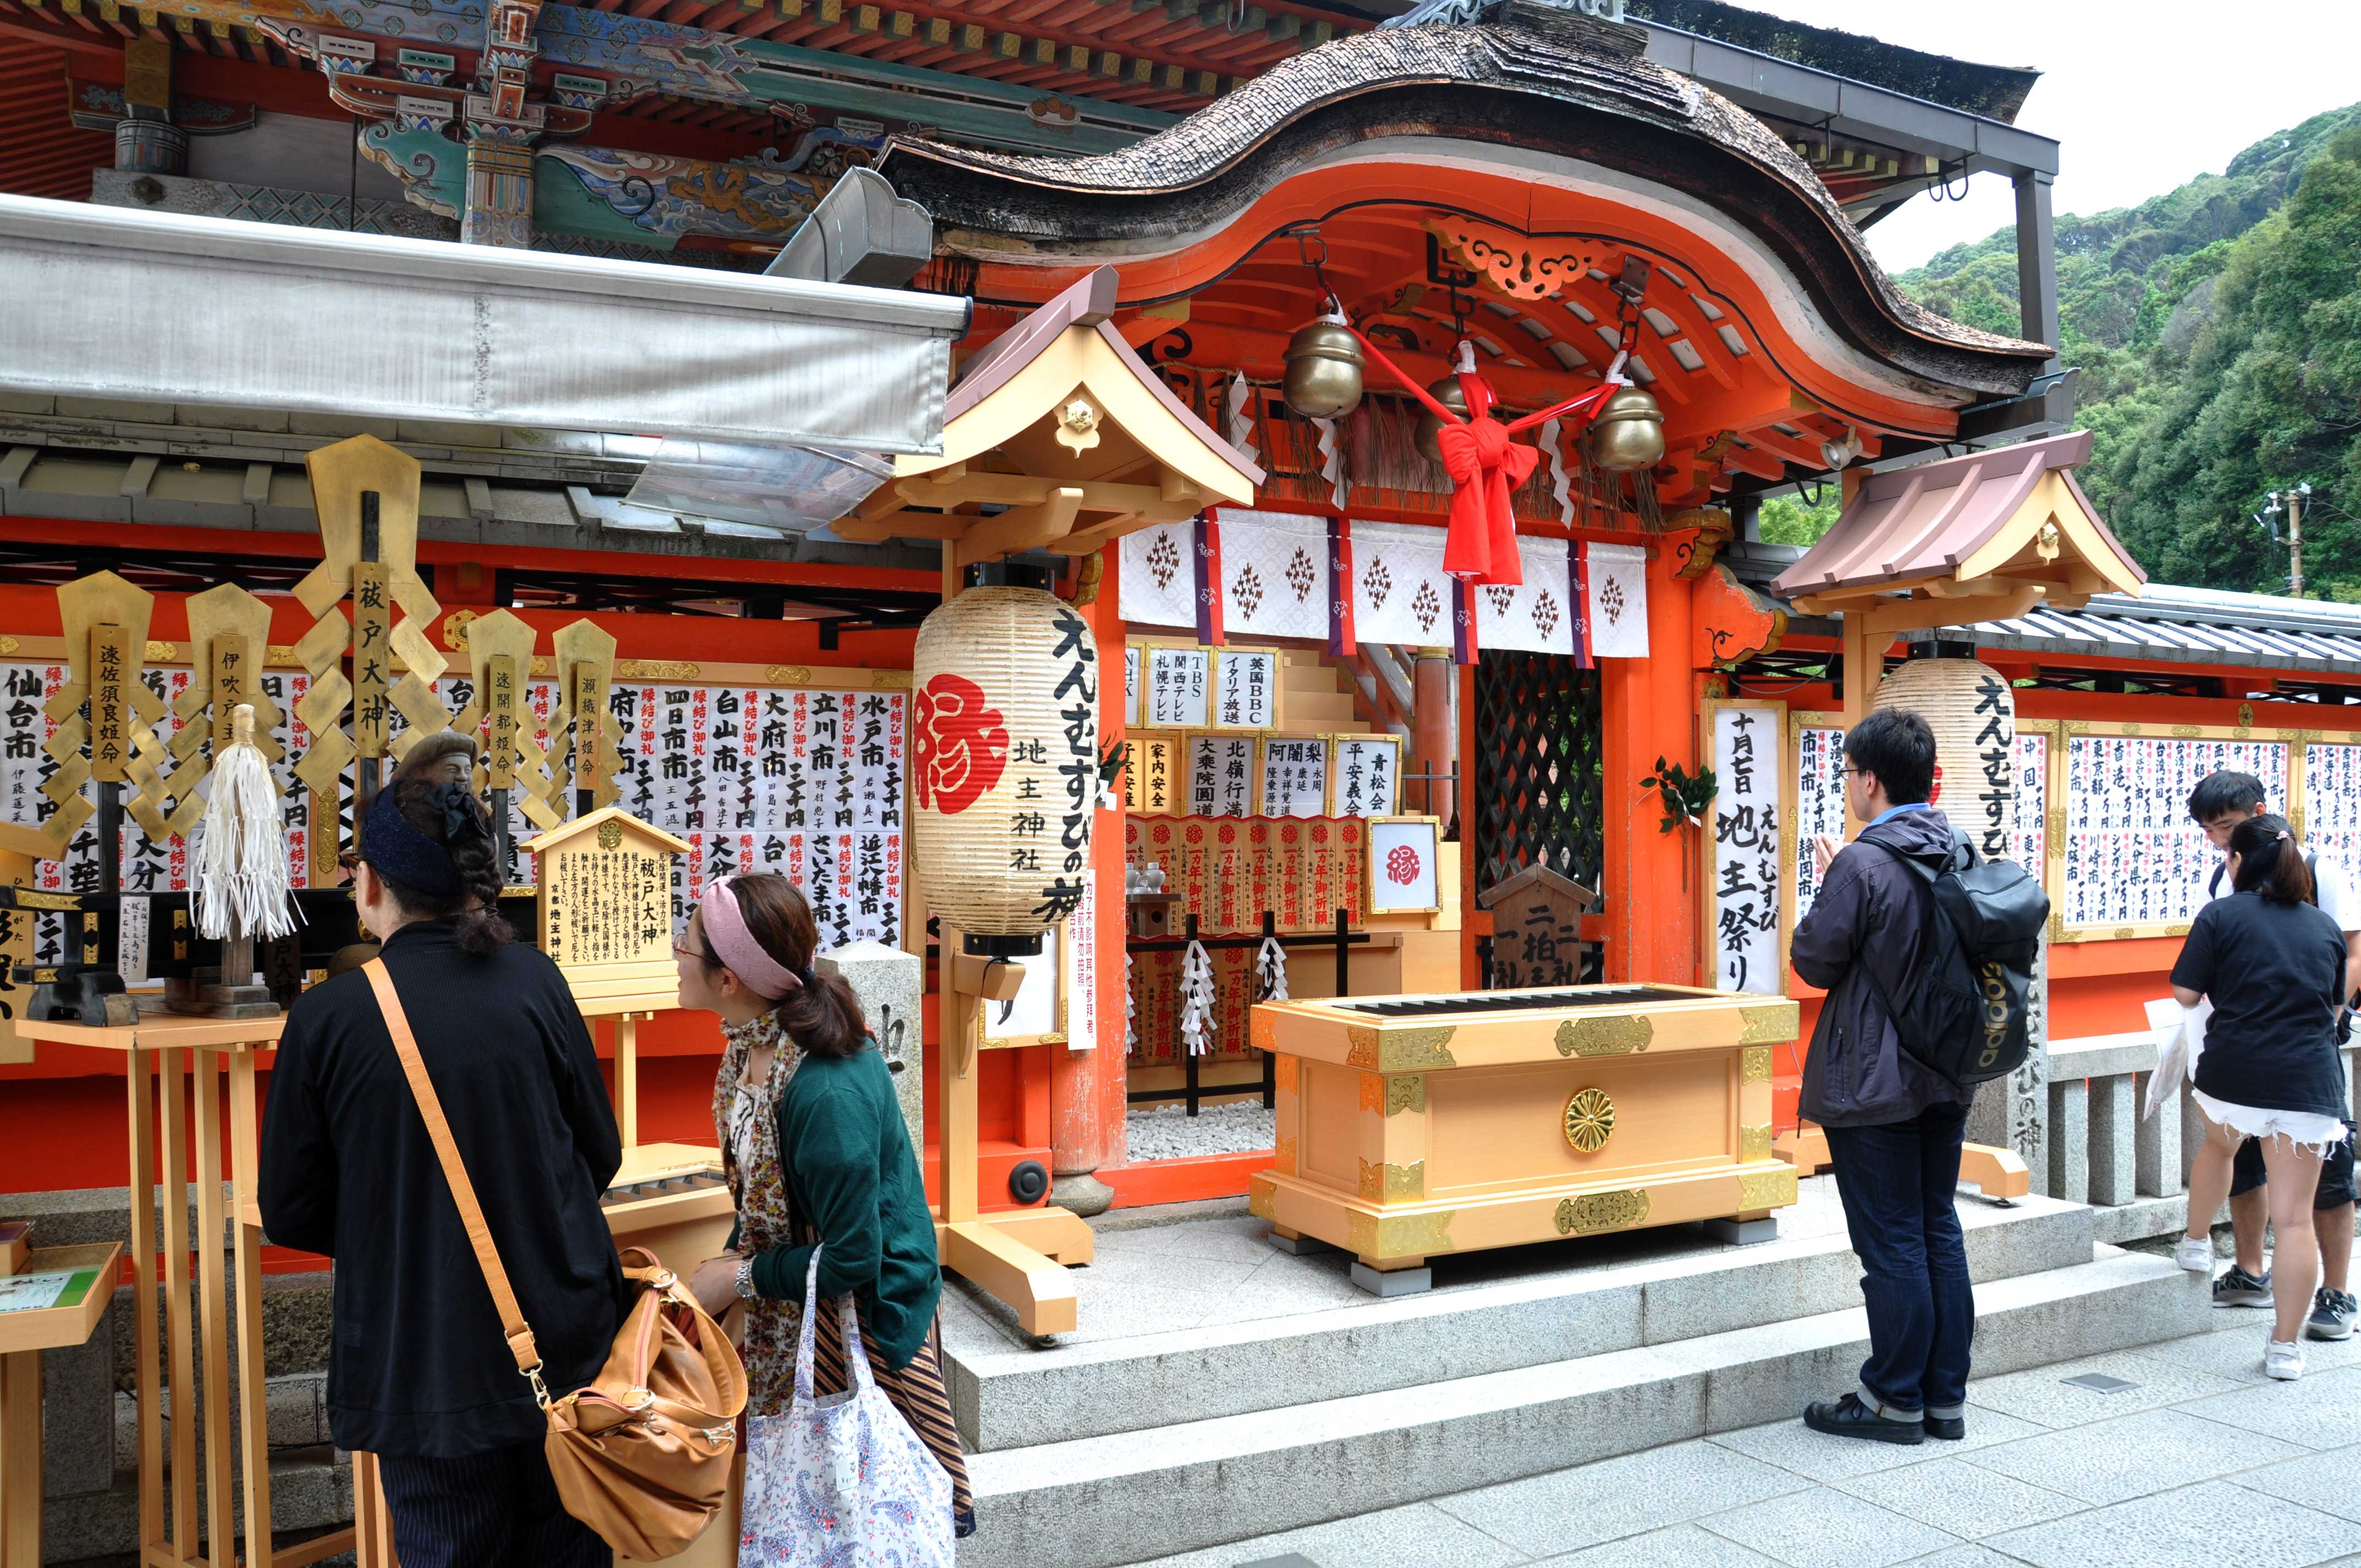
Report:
2193,1090,2352,1158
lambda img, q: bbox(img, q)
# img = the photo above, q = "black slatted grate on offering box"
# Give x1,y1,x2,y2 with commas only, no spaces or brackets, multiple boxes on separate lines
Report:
1473,646,1604,908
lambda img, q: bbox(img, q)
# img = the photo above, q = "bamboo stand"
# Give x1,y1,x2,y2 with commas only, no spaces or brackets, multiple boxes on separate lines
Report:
12,1013,345,1568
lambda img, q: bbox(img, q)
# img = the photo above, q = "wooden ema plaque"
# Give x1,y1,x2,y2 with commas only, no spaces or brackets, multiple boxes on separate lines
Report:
525,807,687,1008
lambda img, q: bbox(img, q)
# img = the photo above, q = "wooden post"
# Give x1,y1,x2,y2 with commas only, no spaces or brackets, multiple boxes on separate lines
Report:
157,1050,196,1554
0,1350,37,1568
192,1063,235,1568
1051,544,1126,1188
126,1049,163,1555
616,1015,640,1148
229,1048,274,1567
1601,545,1696,983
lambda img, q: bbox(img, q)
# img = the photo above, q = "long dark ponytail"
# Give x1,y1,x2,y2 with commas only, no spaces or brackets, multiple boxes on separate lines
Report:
378,730,512,956
2228,812,2314,904
705,873,867,1059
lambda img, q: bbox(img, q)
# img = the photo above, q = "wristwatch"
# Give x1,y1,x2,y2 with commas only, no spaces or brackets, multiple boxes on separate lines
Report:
733,1255,760,1303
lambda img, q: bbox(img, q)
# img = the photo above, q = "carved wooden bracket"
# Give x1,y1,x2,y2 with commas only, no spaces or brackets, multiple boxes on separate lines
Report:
1692,562,1787,670
1426,216,1609,301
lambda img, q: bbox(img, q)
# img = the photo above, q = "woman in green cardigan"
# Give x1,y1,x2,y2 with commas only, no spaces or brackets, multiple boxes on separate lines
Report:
675,872,973,1543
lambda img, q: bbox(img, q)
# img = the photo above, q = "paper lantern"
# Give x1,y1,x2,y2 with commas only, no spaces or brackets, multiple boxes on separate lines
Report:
912,581,1100,957
1873,644,2017,862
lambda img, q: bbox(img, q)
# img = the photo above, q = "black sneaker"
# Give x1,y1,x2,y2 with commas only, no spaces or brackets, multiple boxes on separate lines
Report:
2308,1287,2357,1342
2212,1264,2274,1308
1924,1413,1966,1441
1803,1393,1924,1445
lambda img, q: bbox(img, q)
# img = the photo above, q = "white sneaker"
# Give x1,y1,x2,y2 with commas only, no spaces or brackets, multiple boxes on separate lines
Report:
2174,1235,2215,1273
2265,1338,2305,1381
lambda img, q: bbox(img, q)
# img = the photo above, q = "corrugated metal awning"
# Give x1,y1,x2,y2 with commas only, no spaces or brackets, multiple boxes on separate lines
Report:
0,194,971,456
1924,586,2361,675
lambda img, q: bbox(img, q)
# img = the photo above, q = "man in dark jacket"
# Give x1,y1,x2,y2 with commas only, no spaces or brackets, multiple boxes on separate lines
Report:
1791,707,1974,1447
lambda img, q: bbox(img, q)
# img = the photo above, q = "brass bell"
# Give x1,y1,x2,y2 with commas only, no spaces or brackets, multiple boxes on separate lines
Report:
1413,374,1471,465
1590,385,1665,473
1281,318,1366,420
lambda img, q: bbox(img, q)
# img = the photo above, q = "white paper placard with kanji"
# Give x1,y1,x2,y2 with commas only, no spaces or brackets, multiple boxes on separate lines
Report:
1367,816,1441,914
1259,735,1329,818
1329,734,1401,818
1708,702,1782,995
1187,732,1256,818
1211,648,1279,730
1143,646,1212,729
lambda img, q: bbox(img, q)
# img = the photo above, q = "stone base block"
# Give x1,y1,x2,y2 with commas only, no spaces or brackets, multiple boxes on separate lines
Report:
1701,1217,1779,1245
1348,1262,1431,1297
1265,1229,1335,1257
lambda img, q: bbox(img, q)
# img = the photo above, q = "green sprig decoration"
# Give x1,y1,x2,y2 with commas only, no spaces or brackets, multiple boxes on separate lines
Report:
1639,755,1718,835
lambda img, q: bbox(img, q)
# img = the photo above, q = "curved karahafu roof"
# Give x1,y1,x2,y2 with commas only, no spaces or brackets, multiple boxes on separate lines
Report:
878,0,2048,404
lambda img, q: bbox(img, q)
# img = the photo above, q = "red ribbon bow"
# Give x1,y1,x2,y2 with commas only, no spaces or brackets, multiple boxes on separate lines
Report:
1344,328,1623,587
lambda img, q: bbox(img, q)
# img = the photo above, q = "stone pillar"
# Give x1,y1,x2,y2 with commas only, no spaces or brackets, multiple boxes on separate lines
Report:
1967,928,2048,1195
461,124,535,248
817,940,924,1160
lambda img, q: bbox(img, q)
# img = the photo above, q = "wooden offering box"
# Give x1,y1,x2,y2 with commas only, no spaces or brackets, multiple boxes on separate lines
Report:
1248,984,1800,1283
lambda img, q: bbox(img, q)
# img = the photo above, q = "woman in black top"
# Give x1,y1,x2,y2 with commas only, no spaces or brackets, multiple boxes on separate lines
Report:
260,734,623,1566
2170,813,2354,1379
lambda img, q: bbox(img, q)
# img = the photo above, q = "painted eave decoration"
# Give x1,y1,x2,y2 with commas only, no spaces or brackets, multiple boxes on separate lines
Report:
1770,430,2147,618
833,265,1264,568
875,1,2050,401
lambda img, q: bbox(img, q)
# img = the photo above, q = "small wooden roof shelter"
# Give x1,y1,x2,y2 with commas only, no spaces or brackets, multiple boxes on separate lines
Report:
832,265,1264,574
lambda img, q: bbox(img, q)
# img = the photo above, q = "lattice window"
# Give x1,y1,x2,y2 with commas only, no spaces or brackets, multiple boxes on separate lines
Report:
1473,649,1604,905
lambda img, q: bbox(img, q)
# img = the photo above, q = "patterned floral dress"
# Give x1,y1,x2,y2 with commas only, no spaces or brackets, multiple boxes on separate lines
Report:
713,1013,975,1547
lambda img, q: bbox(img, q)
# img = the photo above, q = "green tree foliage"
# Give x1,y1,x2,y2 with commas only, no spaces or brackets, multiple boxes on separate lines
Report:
1896,106,2361,596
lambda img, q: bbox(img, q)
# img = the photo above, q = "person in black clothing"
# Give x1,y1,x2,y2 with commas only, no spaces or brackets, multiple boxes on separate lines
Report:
259,734,624,1567
1789,708,1976,1446
2170,813,2354,1381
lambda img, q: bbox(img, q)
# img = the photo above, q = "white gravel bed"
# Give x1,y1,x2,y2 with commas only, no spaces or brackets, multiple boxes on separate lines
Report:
1124,1099,1277,1161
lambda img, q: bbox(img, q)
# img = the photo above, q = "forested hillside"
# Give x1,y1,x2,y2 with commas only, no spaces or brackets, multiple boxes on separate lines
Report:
1880,105,2361,597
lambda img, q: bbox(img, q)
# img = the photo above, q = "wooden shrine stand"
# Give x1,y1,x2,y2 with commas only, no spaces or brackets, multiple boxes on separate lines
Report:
0,1240,122,1567
11,1013,339,1568
1772,434,2146,1205
934,938,1093,1335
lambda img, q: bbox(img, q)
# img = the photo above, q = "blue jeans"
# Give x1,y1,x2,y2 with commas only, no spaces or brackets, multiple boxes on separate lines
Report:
1825,1101,1976,1418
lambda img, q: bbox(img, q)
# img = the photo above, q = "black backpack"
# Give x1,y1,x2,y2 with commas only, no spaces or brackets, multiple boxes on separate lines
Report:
1862,831,2051,1087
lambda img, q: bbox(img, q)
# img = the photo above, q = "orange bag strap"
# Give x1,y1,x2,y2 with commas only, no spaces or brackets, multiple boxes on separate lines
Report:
362,958,548,1400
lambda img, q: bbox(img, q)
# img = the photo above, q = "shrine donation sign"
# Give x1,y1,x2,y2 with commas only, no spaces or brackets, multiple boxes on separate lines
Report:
2061,727,2287,935
1707,701,1782,995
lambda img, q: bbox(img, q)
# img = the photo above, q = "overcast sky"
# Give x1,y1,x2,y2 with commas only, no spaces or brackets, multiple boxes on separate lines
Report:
1754,1,2361,274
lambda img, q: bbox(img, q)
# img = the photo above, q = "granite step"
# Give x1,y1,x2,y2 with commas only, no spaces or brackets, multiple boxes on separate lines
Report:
954,1248,2208,1568
946,1193,2096,1453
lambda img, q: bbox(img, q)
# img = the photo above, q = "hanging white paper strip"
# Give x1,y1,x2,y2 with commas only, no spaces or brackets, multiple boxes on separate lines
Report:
1216,509,1330,641
1585,542,1650,658
1120,520,1198,630
1350,520,1457,649
1473,536,1575,654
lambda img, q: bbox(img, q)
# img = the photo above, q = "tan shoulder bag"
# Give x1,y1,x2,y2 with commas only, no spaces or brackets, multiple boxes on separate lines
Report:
363,959,748,1561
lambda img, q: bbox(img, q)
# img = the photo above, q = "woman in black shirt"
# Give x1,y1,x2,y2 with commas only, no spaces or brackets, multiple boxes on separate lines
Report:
2170,813,2354,1380
260,734,624,1565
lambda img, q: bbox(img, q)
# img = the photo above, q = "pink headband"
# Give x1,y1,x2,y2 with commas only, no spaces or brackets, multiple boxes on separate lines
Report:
698,876,805,1001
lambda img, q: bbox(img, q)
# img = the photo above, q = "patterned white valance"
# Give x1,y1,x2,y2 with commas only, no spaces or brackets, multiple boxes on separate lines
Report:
1215,509,1329,641
1120,520,1197,630
1474,536,1574,655
1350,521,1458,649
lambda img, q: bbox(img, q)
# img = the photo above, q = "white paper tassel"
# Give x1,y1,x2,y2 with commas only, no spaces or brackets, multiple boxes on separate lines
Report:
192,713,298,941
1313,415,1346,509
1543,417,1575,525
1178,936,1216,1057
1226,371,1259,465
1256,934,1290,1003
1124,949,1138,1055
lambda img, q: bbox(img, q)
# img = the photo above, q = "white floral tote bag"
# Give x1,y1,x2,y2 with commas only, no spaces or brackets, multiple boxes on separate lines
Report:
738,1251,955,1566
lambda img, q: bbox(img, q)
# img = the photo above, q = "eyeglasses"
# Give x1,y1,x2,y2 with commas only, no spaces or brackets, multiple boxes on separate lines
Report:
672,940,716,964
